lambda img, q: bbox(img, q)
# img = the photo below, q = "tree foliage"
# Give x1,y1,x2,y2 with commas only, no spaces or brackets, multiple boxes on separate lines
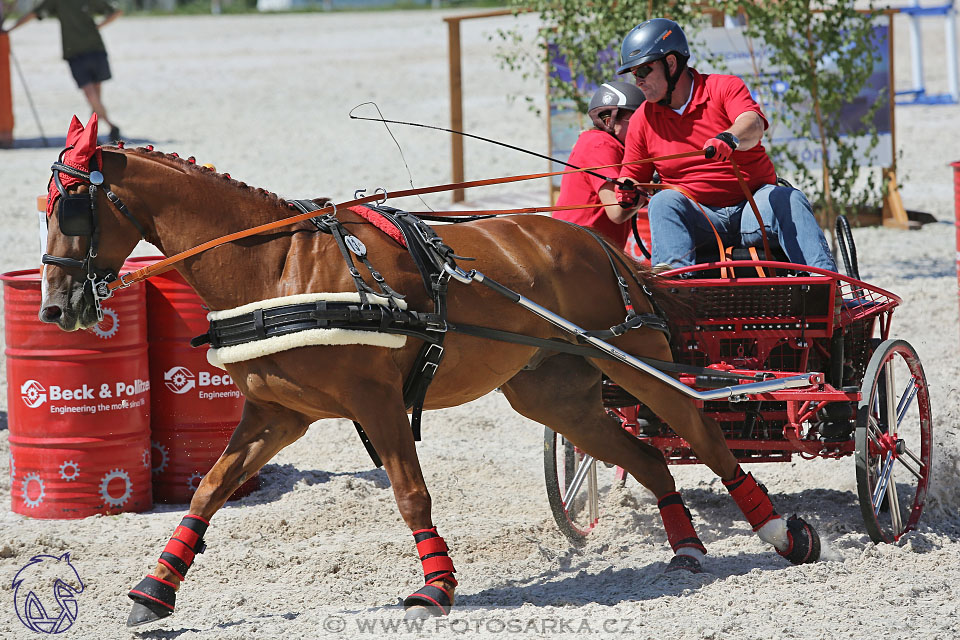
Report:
724,0,885,227
499,0,705,113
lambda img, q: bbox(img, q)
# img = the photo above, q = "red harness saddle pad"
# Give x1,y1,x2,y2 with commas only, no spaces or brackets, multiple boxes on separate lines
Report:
348,205,406,248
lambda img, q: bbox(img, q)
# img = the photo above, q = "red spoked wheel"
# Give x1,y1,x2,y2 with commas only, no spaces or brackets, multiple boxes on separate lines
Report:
855,339,933,543
543,427,619,546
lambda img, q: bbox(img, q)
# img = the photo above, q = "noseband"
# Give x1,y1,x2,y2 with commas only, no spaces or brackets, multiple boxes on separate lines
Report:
43,152,145,321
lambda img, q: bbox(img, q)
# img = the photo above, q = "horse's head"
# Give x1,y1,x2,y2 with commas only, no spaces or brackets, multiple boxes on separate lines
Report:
40,115,143,331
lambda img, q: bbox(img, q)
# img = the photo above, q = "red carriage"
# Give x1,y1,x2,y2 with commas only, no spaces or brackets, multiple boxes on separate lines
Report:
545,250,933,547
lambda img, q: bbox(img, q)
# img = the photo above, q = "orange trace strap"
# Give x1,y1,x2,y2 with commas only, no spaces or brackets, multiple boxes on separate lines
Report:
108,149,707,291
640,182,733,279
639,155,777,279
730,156,774,276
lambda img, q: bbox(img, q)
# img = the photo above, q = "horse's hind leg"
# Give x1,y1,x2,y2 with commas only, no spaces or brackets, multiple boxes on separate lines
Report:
501,354,708,571
599,359,820,565
126,400,311,626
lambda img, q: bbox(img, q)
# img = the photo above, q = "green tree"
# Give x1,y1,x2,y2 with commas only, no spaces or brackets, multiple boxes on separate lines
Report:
723,0,886,233
499,0,703,113
500,1,887,235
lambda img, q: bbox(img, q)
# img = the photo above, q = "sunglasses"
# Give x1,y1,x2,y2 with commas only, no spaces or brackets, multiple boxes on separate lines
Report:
632,64,656,80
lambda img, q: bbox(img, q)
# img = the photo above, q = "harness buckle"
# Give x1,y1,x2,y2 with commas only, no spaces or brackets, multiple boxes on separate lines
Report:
117,272,137,289
421,343,444,377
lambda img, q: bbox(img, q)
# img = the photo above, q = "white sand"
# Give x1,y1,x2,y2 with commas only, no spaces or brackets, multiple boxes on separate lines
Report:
1,11,959,640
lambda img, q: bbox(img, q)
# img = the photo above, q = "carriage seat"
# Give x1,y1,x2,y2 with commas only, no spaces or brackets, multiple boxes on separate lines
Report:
696,242,789,264
691,242,795,278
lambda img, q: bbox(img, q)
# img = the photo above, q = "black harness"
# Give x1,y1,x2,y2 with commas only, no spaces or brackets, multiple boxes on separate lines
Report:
193,202,672,467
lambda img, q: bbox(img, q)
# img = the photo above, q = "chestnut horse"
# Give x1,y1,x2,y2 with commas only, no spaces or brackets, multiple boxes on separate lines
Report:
39,116,819,627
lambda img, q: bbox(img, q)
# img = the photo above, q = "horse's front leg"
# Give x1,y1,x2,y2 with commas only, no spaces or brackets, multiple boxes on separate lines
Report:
349,389,458,620
126,401,310,627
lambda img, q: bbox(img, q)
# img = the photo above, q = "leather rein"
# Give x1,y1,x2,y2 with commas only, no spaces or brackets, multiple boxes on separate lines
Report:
46,146,774,305
97,149,706,293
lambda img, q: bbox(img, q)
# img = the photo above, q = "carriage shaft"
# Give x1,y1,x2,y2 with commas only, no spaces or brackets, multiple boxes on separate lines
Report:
467,270,818,401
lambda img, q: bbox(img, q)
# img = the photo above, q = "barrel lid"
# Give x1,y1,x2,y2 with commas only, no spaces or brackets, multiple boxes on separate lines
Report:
1,268,41,283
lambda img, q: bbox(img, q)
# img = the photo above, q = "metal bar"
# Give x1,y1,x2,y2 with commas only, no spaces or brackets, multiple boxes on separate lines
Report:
872,452,895,512
896,378,918,428
948,7,959,100
909,0,924,94
563,453,594,511
587,463,599,523
896,453,923,481
889,10,897,165
471,271,816,401
884,358,897,435
888,467,903,533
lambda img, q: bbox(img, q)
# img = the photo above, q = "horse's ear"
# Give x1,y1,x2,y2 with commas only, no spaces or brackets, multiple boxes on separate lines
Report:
70,114,100,161
59,552,72,563
65,115,84,147
79,113,99,150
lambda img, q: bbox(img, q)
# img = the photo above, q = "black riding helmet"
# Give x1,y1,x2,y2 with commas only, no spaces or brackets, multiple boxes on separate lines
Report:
617,18,690,107
587,81,646,135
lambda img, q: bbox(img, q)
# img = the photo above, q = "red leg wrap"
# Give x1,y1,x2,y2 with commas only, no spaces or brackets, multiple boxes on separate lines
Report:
158,515,209,581
722,466,779,531
657,492,707,554
413,527,457,587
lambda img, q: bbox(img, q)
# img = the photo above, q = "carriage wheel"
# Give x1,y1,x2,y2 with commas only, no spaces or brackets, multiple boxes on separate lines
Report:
855,339,932,544
543,427,618,546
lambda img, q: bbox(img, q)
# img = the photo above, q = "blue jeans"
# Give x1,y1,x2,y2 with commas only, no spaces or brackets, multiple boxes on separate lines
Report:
648,184,837,272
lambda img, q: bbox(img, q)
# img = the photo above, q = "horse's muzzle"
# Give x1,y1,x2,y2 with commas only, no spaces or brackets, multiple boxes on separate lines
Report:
39,304,63,324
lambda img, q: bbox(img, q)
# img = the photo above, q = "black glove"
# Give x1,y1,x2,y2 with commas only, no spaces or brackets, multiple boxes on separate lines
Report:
703,132,739,162
615,182,643,208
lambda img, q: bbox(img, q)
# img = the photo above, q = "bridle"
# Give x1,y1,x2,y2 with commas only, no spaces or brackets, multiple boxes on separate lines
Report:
42,150,146,321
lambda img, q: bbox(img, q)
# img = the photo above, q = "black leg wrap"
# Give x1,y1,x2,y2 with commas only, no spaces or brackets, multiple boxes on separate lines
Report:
778,515,821,565
127,575,176,626
403,584,452,616
158,515,208,580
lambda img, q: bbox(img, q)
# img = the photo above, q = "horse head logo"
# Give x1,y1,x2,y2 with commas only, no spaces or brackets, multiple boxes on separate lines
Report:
13,553,85,634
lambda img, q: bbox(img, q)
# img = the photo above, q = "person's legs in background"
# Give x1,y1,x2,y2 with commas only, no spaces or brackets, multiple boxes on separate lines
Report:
70,51,120,142
648,190,733,269
80,82,110,127
740,184,837,272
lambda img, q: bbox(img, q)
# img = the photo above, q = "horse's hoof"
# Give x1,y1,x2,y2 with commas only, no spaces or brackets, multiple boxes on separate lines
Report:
127,601,173,627
127,575,176,627
777,515,821,565
665,554,703,574
403,583,452,616
404,606,436,621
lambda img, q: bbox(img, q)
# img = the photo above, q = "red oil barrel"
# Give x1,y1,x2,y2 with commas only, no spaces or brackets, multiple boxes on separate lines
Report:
123,257,257,503
3,269,152,518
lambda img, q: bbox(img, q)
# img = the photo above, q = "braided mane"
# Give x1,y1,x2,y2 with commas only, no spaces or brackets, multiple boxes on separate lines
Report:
109,145,290,208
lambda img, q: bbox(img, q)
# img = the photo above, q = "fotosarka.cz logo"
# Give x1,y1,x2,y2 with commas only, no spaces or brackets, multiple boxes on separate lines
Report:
13,553,85,634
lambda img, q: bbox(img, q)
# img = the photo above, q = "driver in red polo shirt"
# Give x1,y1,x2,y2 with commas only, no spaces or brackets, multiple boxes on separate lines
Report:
614,18,837,273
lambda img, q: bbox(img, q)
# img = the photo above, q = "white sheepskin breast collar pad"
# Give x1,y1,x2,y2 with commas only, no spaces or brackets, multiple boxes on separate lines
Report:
205,292,408,370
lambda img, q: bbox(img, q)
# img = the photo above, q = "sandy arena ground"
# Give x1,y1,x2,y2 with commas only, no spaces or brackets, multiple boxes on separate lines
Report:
1,10,959,640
